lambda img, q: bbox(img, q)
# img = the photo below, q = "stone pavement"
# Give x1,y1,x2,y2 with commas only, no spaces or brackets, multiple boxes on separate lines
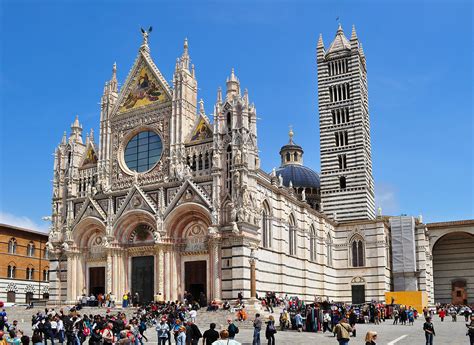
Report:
2,306,471,344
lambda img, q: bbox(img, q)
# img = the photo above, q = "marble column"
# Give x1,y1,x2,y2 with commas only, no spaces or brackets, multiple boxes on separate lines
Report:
106,250,113,294
249,258,256,299
66,253,74,303
211,240,221,301
157,247,164,295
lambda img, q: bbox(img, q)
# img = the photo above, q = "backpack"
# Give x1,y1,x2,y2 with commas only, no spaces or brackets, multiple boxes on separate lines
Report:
229,323,239,334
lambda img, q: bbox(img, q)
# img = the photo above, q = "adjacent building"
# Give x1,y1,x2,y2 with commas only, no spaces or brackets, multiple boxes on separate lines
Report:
0,223,50,303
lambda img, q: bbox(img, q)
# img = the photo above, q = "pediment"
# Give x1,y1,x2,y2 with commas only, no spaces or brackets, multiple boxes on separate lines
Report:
164,179,212,218
74,197,106,225
114,185,158,221
79,143,98,169
113,50,172,116
187,116,213,143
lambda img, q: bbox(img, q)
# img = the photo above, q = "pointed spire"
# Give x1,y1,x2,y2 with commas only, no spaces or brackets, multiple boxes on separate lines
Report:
317,33,324,48
71,115,81,130
61,131,67,145
86,133,90,145
109,62,118,92
326,23,351,56
70,115,83,144
191,64,195,78
139,27,152,53
89,128,94,143
217,87,222,103
199,98,205,115
243,88,249,105
351,25,358,40
337,23,344,35
181,37,190,70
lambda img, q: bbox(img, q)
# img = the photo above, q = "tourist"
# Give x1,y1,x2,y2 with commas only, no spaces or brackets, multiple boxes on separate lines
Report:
265,315,276,345
466,315,474,345
156,317,169,345
102,323,114,345
5,330,20,345
252,313,262,345
122,293,129,308
294,311,303,332
393,309,399,325
17,331,28,345
423,316,435,345
189,309,197,323
227,319,239,340
348,309,357,337
202,323,219,345
0,310,6,332
31,329,43,345
364,331,377,345
88,328,102,345
211,330,241,345
323,311,331,333
185,320,202,345
438,308,445,322
334,317,353,345
176,326,186,345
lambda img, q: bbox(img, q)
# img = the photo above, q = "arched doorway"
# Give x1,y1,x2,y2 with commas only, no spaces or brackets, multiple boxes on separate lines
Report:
433,232,474,304
7,291,15,303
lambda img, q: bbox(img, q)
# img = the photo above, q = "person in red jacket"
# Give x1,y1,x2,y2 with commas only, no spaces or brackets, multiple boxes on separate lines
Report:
438,309,446,322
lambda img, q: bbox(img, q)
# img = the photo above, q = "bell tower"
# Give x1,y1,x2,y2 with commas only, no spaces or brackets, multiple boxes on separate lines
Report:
317,25,375,221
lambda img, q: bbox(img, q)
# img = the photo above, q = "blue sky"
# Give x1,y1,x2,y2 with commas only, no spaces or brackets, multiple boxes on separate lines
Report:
0,0,472,231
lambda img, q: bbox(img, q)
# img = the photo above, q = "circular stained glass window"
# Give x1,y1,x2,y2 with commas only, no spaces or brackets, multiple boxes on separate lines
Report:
124,131,162,173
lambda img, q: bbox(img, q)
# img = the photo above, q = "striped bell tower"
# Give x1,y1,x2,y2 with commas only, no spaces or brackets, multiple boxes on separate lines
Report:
317,24,375,221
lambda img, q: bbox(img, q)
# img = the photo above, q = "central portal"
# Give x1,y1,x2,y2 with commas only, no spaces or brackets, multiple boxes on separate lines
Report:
131,256,154,304
89,267,105,296
184,261,207,302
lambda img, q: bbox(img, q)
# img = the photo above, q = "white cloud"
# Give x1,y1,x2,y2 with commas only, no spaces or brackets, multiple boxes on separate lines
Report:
0,211,50,233
375,183,399,216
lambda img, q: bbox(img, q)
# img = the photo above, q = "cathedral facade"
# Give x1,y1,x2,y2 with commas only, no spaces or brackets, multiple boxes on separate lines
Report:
47,25,433,305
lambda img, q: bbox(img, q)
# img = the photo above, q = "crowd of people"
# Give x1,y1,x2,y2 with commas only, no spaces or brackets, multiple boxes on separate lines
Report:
0,292,472,345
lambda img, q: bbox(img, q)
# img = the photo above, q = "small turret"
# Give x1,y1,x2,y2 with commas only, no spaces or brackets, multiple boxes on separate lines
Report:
226,68,240,99
70,115,83,144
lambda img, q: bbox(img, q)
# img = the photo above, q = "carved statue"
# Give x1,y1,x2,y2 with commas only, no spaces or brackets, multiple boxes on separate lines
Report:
61,242,69,252
153,231,161,244
231,221,240,234
278,174,283,187
233,170,240,187
140,26,152,46
234,148,242,165
301,188,306,201
212,152,220,168
229,202,237,222
242,188,250,207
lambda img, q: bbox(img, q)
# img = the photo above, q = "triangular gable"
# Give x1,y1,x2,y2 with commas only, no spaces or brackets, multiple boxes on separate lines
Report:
79,143,98,168
113,184,158,221
73,197,106,226
188,116,213,143
164,179,212,218
114,50,172,115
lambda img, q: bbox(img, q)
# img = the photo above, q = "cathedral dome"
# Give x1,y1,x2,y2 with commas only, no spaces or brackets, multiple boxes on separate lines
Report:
275,164,320,189
274,127,321,190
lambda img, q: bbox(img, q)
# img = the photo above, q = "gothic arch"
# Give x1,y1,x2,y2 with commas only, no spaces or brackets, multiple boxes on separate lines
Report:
164,202,211,240
288,213,297,256
309,225,317,262
73,216,106,248
113,209,156,244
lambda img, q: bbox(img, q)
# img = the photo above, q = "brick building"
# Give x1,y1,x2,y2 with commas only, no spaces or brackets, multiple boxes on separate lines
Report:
0,223,50,303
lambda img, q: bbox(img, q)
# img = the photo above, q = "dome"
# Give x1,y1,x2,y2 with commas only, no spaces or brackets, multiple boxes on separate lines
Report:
275,164,320,190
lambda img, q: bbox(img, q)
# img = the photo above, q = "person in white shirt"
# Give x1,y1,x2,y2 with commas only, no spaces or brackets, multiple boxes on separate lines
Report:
189,309,197,323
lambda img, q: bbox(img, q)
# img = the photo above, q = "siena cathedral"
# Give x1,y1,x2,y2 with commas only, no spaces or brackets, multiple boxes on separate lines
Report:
47,25,436,305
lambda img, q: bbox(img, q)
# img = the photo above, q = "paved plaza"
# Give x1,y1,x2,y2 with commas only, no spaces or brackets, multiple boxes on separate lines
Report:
3,306,471,345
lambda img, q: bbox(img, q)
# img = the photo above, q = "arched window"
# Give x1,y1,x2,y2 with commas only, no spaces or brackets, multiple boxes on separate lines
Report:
43,268,49,282
286,152,291,162
226,112,232,132
261,201,272,248
289,215,297,256
310,226,317,262
26,266,34,280
7,264,16,278
8,238,17,254
27,241,35,257
351,236,365,267
326,233,332,267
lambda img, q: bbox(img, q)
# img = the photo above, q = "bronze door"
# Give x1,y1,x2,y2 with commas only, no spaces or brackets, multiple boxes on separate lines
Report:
89,267,105,296
7,291,15,302
184,261,206,302
351,285,365,304
131,256,154,304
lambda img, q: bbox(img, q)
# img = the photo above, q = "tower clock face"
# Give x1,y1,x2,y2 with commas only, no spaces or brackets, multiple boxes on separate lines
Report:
123,130,163,173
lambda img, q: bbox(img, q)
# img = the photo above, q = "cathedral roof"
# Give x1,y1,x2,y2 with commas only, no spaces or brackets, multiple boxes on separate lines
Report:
326,24,351,57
